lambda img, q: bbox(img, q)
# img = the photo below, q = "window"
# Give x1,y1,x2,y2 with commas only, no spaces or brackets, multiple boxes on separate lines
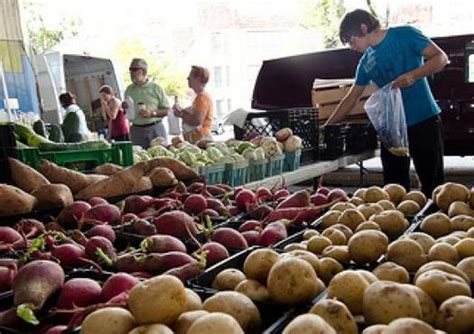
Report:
225,66,231,87
211,32,223,53
227,99,232,112
214,66,223,87
216,99,225,116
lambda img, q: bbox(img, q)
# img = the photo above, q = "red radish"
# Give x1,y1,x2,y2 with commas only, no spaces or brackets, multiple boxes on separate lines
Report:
0,265,17,292
235,189,257,211
199,242,229,267
45,222,64,233
184,194,208,215
115,254,142,273
56,201,91,227
56,278,102,309
0,227,24,249
81,204,121,225
276,190,310,209
206,198,229,216
138,210,155,220
133,219,157,236
232,186,244,199
211,227,248,250
85,236,116,263
310,193,328,206
273,188,290,201
216,183,233,192
101,273,139,302
206,185,226,196
51,243,86,267
153,211,199,239
45,325,68,334
256,187,273,201
86,224,116,243
141,235,187,253
292,206,326,225
13,260,65,311
187,182,204,193
238,220,261,232
124,195,155,214
163,262,202,282
122,213,139,224
327,188,348,202
259,221,288,246
199,208,220,219
15,219,44,238
316,186,331,196
88,197,108,207
227,205,240,216
264,208,302,223
0,308,26,331
248,204,273,220
242,230,260,246
141,252,197,274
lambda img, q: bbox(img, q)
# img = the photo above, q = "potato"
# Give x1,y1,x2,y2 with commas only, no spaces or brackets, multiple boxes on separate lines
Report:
147,167,178,187
243,248,279,284
129,324,173,334
283,250,320,274
362,324,387,334
354,221,381,232
370,210,408,239
348,230,388,264
434,296,474,334
357,203,384,220
384,317,435,334
81,307,136,334
383,183,407,204
235,279,270,302
357,270,379,284
185,288,202,311
267,258,324,305
330,202,356,211
428,243,459,265
202,291,261,332
372,262,410,283
415,261,470,285
454,238,474,259
186,312,244,334
435,182,470,211
317,257,343,285
468,227,474,237
307,235,332,254
437,235,461,245
322,227,347,245
386,238,427,272
405,285,437,325
321,210,342,228
212,268,246,291
397,199,421,216
451,231,468,239
283,243,306,252
451,215,474,231
171,310,209,334
327,270,373,315
364,186,390,203
376,199,396,210
128,275,187,325
9,157,49,192
457,257,474,283
282,314,336,334
353,188,367,200
309,299,357,334
0,184,37,217
32,183,73,210
303,229,319,240
407,232,436,253
404,190,427,208
421,212,452,238
448,201,473,218
349,196,365,206
363,281,422,325
322,245,350,266
415,269,472,305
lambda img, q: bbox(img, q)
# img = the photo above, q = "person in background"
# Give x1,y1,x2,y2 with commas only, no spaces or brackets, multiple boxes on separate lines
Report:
59,92,91,142
173,65,213,144
99,85,129,141
124,58,170,149
324,9,448,197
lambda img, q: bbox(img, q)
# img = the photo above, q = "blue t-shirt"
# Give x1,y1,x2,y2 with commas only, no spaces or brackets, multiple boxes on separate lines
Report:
355,26,440,126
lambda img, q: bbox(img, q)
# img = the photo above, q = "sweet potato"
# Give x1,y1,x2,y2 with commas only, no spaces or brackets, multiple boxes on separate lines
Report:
147,167,178,187
38,160,93,194
0,184,37,217
276,190,310,209
91,163,123,175
131,177,153,193
31,184,73,210
147,157,199,181
8,158,49,192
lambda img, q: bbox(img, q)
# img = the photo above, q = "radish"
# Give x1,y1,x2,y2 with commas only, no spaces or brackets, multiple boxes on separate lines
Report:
206,198,229,216
259,221,288,246
211,227,248,250
86,224,116,243
238,220,261,232
276,190,310,209
15,219,45,238
215,183,233,192
256,187,273,201
45,222,65,233
163,262,202,282
45,325,68,334
0,265,17,292
56,201,91,228
124,195,155,214
141,235,187,253
327,188,348,202
153,211,199,239
316,186,331,196
199,208,220,219
273,188,290,201
184,194,207,215
88,196,108,207
188,182,204,193
122,213,139,224
101,273,139,302
227,205,240,216
0,308,26,331
0,227,24,250
51,243,86,267
206,185,227,197
235,189,257,211
310,193,328,206
56,278,102,309
242,230,260,246
81,204,121,225
292,206,326,225
199,242,229,267
85,236,116,264
232,186,244,199
141,252,197,274
133,219,157,236
115,254,142,273
247,204,273,220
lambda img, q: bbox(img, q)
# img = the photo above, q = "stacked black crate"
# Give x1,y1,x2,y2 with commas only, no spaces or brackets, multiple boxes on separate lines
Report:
0,124,16,183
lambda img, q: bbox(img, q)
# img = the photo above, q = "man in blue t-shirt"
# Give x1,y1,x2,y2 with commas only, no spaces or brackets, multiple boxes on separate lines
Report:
325,9,448,197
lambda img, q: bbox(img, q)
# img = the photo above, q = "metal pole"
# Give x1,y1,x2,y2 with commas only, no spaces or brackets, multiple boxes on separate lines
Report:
0,62,12,121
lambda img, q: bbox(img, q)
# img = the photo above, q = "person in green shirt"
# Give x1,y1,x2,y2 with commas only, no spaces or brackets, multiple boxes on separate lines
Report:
124,58,170,148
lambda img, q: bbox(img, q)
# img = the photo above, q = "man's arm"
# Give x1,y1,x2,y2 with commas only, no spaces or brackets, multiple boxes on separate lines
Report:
324,85,366,125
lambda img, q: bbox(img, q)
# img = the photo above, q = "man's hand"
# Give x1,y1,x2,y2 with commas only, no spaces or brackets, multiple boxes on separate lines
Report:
140,107,153,118
392,72,416,89
173,105,183,117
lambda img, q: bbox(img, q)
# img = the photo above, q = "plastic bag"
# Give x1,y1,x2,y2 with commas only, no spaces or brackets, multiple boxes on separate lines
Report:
364,84,409,156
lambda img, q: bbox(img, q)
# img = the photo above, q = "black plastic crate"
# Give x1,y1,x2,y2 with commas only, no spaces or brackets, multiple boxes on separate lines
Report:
0,125,17,184
234,108,319,164
319,124,347,160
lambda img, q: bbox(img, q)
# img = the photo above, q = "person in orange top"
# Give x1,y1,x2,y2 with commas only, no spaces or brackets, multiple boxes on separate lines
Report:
173,66,213,144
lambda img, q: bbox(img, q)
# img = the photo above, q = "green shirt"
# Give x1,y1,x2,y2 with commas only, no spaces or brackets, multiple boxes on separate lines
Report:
124,80,170,125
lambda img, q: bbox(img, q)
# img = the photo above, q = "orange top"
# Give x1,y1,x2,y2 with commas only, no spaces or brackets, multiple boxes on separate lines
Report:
191,92,213,140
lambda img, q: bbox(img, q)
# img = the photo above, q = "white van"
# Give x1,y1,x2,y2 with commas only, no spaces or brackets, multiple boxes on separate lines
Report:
33,52,124,133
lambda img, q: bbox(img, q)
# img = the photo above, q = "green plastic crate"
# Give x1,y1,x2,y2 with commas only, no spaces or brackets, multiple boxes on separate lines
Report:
283,149,302,172
223,161,249,187
16,142,133,170
265,154,285,177
247,159,267,183
199,164,225,185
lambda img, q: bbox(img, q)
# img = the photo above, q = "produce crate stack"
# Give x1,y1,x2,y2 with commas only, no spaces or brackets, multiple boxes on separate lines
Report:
234,108,319,164
0,124,17,183
247,159,268,183
199,164,225,185
320,124,347,160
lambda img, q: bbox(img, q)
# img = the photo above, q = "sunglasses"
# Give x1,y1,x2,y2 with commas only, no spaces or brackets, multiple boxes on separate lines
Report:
129,68,142,72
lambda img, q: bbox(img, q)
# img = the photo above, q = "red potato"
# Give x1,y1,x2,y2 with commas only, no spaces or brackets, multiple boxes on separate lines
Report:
276,190,310,209
238,220,262,233
153,211,199,239
235,189,257,211
86,224,116,243
184,194,208,215
124,195,155,214
81,203,121,225
88,197,108,207
56,201,92,228
327,188,348,202
256,187,273,201
273,188,290,201
259,221,288,246
133,219,157,236
141,252,198,274
51,243,87,267
56,278,102,309
85,236,116,263
101,273,139,302
200,242,230,267
211,227,248,250
141,235,187,253
242,230,260,246
163,262,203,282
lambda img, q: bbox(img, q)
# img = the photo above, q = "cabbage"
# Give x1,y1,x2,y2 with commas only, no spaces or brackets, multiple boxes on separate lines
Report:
178,150,197,166
254,147,266,161
213,142,231,155
206,147,224,162
147,145,174,158
149,136,167,147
